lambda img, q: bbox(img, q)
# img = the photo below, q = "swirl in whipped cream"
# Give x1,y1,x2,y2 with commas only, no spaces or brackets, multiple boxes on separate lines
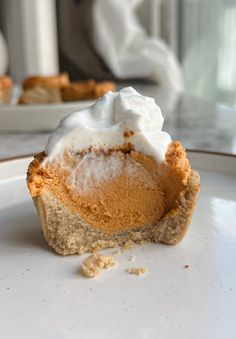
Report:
46,87,171,162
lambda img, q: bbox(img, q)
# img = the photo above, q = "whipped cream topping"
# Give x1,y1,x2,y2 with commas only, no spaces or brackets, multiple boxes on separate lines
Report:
46,87,171,162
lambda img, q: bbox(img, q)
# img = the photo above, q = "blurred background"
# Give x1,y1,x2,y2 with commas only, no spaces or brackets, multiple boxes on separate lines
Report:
0,0,236,159
0,0,236,107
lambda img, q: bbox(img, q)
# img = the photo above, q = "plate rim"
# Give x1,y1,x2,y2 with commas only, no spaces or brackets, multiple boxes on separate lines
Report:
0,154,35,163
186,149,236,158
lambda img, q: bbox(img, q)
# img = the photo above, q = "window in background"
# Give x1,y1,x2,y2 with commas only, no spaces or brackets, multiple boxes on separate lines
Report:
140,0,236,108
179,0,236,108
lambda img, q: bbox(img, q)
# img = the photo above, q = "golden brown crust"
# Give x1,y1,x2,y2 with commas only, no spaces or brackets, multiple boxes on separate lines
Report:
93,81,116,98
22,73,70,90
165,141,191,184
0,76,13,103
27,152,46,196
0,76,13,90
61,80,116,101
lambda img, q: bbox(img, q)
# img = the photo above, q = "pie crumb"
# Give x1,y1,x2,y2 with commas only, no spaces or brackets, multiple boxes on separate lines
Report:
112,249,122,256
127,267,147,276
128,255,136,262
81,253,117,278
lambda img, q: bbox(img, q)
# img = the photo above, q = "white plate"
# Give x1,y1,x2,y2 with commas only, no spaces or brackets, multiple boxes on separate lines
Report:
0,151,236,339
0,100,94,132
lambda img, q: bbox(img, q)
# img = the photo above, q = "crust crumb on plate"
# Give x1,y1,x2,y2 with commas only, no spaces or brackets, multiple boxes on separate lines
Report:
112,249,122,256
81,253,117,278
128,255,136,262
127,267,147,276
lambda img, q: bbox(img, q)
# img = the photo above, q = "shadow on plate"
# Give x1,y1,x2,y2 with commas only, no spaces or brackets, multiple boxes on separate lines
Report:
0,201,51,253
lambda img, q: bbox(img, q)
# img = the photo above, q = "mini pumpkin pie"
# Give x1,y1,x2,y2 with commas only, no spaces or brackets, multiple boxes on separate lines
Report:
18,73,70,104
27,87,200,255
0,76,13,104
61,80,116,101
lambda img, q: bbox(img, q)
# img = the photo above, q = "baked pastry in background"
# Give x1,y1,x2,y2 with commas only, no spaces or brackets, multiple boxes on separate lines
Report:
0,76,13,104
61,80,116,101
27,87,200,255
18,73,70,104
